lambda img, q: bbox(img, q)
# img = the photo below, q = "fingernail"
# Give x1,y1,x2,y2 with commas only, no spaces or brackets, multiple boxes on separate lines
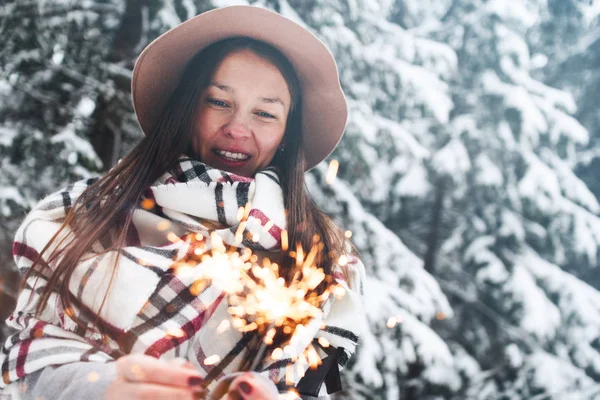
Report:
193,391,205,400
239,381,252,394
188,376,203,386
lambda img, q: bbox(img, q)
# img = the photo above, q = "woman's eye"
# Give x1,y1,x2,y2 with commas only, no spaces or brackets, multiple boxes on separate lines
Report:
207,98,228,107
256,111,276,119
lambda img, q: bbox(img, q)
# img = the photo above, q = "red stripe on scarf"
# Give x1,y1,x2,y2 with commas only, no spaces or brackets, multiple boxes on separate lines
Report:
13,242,40,262
144,293,225,358
16,321,47,378
12,242,52,271
247,209,282,243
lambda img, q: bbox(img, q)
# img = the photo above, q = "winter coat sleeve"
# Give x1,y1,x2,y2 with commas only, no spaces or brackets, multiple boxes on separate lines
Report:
3,361,116,400
0,179,189,392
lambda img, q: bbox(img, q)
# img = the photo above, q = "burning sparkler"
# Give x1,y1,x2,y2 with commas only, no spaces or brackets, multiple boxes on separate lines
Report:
163,206,346,397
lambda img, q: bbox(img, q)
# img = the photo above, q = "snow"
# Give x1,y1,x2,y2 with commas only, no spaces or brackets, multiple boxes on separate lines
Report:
395,163,430,197
540,149,600,213
474,154,504,187
504,343,523,368
518,152,561,215
466,236,510,285
212,0,248,7
451,344,481,377
521,249,600,376
431,139,471,178
525,352,597,398
495,24,531,69
76,97,96,118
51,46,65,65
307,168,453,323
530,53,548,69
0,126,18,147
509,264,561,341
391,61,452,124
553,199,600,266
413,37,458,80
499,210,525,242
50,126,102,168
485,0,540,29
181,0,196,20
157,0,183,28
348,102,379,144
0,186,27,216
546,107,589,146
577,1,600,27
277,0,310,27
482,71,548,148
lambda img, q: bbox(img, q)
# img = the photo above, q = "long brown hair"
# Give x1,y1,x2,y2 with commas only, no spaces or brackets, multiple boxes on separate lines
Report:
25,37,346,353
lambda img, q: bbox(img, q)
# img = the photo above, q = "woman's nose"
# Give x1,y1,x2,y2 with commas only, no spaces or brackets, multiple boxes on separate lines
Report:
223,112,251,139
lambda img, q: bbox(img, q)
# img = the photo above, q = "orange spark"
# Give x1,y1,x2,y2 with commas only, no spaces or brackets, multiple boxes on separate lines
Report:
326,159,339,184
204,355,221,365
140,198,155,210
87,372,100,382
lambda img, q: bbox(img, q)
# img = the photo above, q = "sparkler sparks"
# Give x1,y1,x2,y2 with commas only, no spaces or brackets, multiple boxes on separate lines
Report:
156,207,347,397
140,198,155,210
386,316,402,328
87,371,100,382
326,159,339,184
204,355,221,366
168,234,343,378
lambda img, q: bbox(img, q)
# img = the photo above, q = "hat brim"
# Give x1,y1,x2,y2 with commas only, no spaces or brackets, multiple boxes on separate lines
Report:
131,5,347,171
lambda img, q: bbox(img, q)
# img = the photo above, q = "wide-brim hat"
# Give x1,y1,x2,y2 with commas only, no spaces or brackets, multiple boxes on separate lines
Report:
131,5,348,171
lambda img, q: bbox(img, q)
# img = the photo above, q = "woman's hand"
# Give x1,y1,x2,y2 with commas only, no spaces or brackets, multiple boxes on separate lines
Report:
105,354,206,399
209,372,281,400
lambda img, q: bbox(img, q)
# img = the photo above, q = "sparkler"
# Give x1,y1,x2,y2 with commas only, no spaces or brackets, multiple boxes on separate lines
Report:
151,194,351,400
164,209,345,396
326,159,339,184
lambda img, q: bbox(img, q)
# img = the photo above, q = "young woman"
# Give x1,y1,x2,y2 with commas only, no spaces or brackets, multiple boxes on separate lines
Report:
0,6,365,400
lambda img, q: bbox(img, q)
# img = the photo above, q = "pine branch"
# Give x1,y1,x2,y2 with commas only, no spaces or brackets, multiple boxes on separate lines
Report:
0,2,121,19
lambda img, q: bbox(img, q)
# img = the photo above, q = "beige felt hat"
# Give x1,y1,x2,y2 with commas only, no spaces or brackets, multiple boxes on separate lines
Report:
131,5,348,171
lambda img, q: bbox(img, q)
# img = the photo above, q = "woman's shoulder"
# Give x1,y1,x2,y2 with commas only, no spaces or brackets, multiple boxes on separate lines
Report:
24,177,100,220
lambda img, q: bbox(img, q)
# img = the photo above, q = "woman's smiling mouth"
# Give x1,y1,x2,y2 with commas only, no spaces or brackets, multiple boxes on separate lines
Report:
213,149,251,162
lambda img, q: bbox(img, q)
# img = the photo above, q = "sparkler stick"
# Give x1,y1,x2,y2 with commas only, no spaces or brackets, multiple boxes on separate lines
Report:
249,321,276,371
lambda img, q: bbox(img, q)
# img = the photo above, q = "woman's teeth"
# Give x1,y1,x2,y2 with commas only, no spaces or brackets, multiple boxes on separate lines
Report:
216,150,249,161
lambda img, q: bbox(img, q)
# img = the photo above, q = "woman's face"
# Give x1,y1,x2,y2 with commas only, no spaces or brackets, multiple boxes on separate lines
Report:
191,49,291,177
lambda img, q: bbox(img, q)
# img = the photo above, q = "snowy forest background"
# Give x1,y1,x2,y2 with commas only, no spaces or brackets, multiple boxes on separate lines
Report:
1,0,600,398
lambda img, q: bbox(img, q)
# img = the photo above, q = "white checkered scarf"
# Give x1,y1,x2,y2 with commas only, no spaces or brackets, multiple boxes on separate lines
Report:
1,157,366,395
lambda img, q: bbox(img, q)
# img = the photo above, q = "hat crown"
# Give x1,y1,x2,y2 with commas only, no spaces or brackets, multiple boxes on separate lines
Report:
132,5,347,171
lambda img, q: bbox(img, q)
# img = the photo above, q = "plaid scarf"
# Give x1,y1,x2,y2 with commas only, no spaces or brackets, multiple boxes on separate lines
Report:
1,158,366,396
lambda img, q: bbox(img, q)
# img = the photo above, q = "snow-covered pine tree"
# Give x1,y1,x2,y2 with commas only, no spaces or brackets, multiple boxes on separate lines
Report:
2,0,600,399
429,0,600,398
0,0,130,254
528,0,600,230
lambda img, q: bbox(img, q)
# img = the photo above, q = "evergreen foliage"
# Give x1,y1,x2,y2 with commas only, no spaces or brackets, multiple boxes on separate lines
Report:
1,0,599,398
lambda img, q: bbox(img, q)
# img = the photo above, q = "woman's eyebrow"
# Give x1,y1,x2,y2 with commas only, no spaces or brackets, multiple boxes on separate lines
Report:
210,82,233,92
260,97,285,107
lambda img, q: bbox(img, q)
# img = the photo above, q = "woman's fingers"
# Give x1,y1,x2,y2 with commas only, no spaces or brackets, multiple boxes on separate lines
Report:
116,354,204,388
106,381,205,400
228,372,279,399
